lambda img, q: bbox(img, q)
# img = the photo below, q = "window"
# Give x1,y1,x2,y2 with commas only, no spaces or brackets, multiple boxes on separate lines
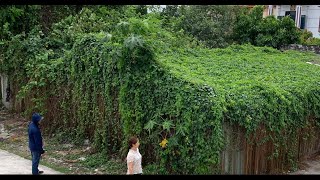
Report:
300,15,306,29
277,16,284,20
285,11,296,21
319,17,320,32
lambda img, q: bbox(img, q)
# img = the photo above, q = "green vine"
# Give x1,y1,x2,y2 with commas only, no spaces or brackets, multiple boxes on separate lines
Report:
0,7,319,174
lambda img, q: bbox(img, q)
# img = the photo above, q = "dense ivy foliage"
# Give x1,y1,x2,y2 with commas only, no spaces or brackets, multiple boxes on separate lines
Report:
160,44,320,132
160,45,320,172
0,6,319,174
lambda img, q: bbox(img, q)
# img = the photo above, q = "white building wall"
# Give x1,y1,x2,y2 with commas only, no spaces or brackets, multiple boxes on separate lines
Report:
275,5,320,38
305,5,320,38
273,6,278,17
276,5,291,16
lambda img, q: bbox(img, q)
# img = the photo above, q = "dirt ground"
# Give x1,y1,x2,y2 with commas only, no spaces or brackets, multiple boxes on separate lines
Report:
289,152,320,175
0,106,126,174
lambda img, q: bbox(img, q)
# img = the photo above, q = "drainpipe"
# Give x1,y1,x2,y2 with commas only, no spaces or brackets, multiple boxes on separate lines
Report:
295,5,302,28
268,5,273,16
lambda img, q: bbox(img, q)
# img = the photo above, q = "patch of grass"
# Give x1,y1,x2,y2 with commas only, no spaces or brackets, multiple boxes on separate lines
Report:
40,160,71,174
65,153,83,161
143,163,166,175
77,152,126,174
294,51,320,64
0,140,29,159
309,57,320,65
81,153,109,168
98,158,126,174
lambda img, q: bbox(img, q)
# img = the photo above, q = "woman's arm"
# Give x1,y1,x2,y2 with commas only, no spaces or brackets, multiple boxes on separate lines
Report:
128,161,134,174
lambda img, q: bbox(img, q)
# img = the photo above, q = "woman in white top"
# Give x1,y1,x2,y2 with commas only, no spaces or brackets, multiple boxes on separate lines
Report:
126,136,143,175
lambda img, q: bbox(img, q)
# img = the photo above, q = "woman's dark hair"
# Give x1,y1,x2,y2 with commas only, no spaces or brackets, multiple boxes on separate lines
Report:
128,136,138,148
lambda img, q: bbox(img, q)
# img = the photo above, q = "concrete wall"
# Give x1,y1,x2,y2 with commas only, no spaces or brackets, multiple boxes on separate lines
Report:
280,44,320,54
0,74,11,109
275,5,320,38
263,5,278,17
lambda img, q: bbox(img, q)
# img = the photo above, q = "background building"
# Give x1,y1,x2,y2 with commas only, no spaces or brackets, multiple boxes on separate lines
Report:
263,5,320,38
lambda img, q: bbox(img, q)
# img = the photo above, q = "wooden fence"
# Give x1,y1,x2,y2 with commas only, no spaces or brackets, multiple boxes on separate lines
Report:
221,120,320,174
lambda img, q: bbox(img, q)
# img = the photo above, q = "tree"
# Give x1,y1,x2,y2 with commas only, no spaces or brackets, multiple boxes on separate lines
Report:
175,5,241,48
136,5,148,15
232,5,263,45
0,5,40,40
233,5,300,48
274,16,300,48
161,5,179,17
40,5,83,36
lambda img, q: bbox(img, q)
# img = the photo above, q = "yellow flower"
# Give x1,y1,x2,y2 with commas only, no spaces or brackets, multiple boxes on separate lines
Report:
159,138,168,148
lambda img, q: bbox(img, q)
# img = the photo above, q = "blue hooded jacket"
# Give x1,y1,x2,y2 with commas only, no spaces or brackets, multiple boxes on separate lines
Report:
28,113,44,152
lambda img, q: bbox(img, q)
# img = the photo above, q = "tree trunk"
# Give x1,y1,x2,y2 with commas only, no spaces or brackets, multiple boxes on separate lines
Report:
40,5,53,36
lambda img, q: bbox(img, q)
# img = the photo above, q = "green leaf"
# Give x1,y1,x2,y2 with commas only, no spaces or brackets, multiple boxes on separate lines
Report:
144,120,157,133
162,120,174,131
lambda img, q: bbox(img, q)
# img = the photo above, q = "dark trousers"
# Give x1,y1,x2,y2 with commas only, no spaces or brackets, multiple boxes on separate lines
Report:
31,151,41,175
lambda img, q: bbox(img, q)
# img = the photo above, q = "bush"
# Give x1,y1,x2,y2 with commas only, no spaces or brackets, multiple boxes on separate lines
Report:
299,29,320,45
233,6,300,48
174,5,241,48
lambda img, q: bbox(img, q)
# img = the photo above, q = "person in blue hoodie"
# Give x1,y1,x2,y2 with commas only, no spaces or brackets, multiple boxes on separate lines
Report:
28,112,45,175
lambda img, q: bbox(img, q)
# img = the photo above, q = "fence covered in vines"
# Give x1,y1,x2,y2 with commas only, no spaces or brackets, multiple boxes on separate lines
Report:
0,7,319,174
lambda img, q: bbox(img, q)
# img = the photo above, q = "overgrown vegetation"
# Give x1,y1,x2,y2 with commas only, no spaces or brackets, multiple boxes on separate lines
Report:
0,5,319,174
0,108,126,174
299,29,320,46
233,5,300,48
169,5,241,48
